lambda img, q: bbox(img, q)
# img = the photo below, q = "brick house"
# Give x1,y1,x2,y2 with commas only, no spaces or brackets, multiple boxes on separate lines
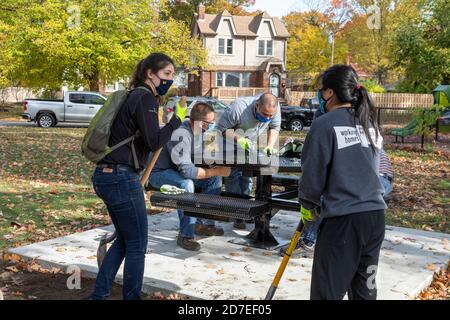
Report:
189,5,290,98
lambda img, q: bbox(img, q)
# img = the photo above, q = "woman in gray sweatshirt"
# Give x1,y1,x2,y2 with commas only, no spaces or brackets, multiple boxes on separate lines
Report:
298,65,387,300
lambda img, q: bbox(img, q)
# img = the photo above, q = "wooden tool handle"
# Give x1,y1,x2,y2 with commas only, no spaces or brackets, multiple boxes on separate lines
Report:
140,148,162,187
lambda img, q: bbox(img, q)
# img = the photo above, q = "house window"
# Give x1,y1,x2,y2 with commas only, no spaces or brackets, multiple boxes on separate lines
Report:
266,40,273,56
242,73,250,87
258,40,265,56
225,72,240,87
217,72,223,86
216,72,250,88
218,38,233,54
258,39,273,56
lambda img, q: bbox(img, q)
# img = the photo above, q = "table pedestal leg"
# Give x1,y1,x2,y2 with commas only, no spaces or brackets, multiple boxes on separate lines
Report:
229,174,288,250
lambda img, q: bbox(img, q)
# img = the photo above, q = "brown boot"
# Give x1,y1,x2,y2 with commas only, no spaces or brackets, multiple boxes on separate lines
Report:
177,236,200,251
195,224,225,237
233,219,247,230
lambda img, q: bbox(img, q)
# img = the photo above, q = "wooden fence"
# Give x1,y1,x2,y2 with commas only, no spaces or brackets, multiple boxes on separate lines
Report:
288,91,434,108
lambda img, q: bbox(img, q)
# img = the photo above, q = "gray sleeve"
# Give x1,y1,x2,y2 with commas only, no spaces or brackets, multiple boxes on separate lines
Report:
298,123,333,208
269,103,282,131
168,129,199,180
216,100,244,133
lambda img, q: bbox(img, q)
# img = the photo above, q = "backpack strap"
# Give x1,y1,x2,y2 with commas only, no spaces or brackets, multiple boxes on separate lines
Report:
108,86,153,170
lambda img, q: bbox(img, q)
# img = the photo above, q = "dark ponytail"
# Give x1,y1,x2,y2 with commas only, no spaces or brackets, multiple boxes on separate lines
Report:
319,64,379,152
128,52,174,90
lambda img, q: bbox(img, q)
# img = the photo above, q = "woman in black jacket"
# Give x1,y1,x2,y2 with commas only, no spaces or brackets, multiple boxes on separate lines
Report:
90,53,185,300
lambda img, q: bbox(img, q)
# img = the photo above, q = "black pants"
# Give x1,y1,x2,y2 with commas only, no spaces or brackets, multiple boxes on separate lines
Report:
310,210,385,300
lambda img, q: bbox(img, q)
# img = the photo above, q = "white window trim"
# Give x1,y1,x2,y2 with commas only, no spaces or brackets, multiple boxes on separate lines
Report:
256,38,274,57
216,72,250,88
256,19,277,37
217,37,234,55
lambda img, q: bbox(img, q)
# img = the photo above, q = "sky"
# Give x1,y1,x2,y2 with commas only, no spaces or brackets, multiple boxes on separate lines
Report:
246,0,308,18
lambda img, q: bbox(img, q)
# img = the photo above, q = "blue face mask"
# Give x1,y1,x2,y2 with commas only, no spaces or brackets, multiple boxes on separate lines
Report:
202,122,216,133
317,90,329,114
206,122,216,132
155,77,173,96
255,108,273,123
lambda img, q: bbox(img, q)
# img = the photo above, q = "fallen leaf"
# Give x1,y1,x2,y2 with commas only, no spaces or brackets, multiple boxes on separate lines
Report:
5,266,19,273
426,263,436,271
216,268,225,275
242,246,253,252
228,252,240,257
87,255,96,260
55,247,66,252
3,253,22,263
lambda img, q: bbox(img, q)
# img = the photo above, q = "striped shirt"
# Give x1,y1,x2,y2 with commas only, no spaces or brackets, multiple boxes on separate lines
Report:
379,149,394,177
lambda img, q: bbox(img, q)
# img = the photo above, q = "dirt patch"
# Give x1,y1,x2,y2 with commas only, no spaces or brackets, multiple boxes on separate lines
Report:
0,255,186,300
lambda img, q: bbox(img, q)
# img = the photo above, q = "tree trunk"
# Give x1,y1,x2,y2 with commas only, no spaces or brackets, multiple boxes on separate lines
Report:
88,71,100,92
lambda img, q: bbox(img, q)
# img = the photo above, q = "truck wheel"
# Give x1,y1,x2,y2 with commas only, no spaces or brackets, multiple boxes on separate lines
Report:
288,118,304,131
37,113,56,128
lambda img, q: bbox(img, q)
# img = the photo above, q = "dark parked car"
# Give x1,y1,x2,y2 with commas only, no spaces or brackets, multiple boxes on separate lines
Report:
281,98,319,131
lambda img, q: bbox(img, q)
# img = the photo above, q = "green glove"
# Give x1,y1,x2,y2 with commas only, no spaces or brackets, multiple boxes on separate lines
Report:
175,102,189,122
263,146,278,155
300,206,315,224
237,137,252,150
160,184,185,195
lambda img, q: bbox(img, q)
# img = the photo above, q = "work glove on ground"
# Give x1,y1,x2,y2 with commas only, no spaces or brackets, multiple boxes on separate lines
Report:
160,184,185,195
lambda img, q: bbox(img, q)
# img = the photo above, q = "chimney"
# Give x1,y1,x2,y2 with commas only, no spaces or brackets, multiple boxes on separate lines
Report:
198,4,205,20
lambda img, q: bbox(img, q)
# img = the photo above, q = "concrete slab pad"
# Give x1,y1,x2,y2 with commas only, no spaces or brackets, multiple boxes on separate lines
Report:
9,210,449,300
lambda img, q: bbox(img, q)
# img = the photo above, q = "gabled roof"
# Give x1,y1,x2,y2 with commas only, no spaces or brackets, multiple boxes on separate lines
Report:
192,10,290,38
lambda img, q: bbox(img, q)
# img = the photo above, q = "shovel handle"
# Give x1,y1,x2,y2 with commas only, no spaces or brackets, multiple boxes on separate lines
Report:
140,148,162,187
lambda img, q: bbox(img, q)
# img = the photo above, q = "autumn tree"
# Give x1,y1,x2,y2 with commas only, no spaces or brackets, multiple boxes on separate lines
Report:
161,0,253,24
284,11,348,84
0,0,207,92
391,0,450,92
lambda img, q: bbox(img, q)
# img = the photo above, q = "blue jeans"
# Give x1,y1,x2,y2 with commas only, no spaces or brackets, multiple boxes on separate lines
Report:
149,169,221,238
90,165,147,300
224,168,253,196
379,175,393,201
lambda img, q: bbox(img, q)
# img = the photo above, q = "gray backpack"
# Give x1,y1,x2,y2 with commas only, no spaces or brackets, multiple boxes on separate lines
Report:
81,87,152,169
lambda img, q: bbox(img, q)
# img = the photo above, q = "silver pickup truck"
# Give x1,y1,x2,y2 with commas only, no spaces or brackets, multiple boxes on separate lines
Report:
22,91,107,127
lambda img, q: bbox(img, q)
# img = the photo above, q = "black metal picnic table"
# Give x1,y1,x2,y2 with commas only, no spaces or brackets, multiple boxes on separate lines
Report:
150,142,303,250
198,148,303,250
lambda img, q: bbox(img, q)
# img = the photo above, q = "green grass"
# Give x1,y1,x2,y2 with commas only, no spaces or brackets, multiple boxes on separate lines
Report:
0,126,449,252
280,130,449,233
384,146,449,232
0,127,109,251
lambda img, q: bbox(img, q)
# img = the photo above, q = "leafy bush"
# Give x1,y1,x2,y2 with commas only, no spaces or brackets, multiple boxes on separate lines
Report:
361,79,385,93
413,104,446,148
